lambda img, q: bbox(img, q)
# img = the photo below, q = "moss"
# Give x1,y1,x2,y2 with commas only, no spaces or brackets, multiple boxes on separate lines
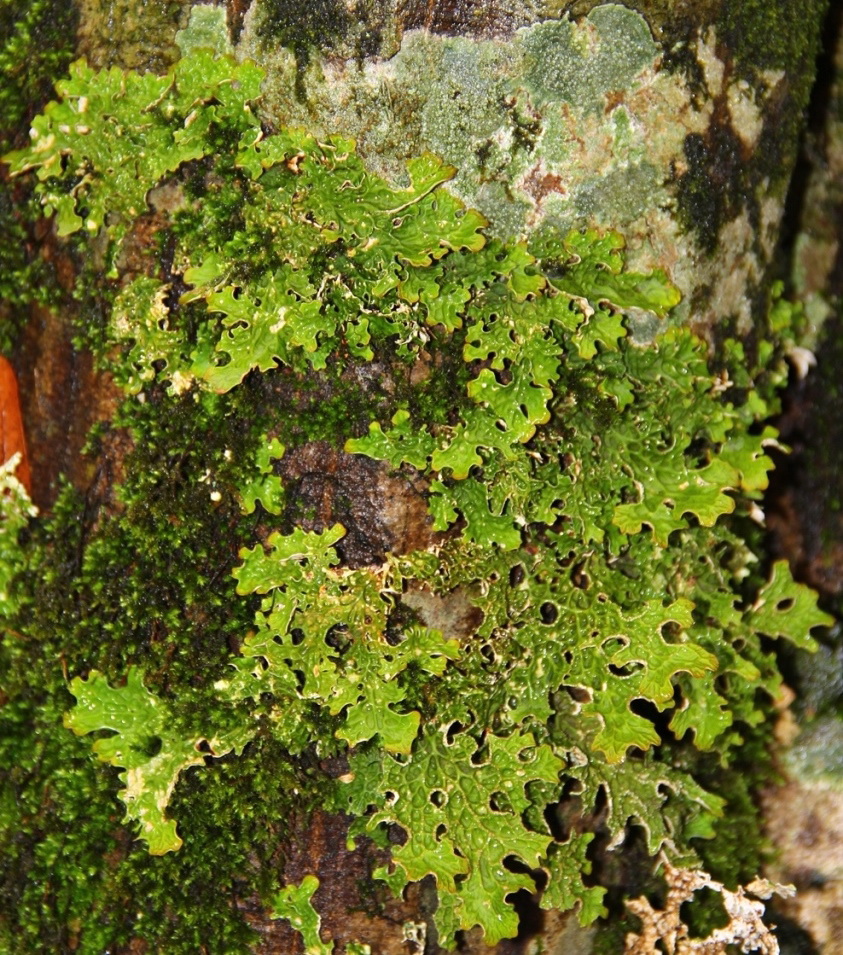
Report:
672,0,829,257
0,0,77,152
0,371,353,949
0,0,77,353
0,690,120,952
0,187,45,354
105,738,317,954
76,0,191,72
0,691,319,952
21,393,257,686
257,0,352,52
1,48,833,952
720,0,829,86
256,0,376,99
682,740,773,888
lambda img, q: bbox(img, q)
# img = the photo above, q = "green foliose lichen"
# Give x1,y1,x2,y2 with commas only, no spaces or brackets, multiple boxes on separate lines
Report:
242,3,682,248
1,48,832,953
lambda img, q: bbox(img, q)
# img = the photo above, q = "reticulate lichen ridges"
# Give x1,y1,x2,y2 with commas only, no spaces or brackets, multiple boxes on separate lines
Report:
1,46,832,950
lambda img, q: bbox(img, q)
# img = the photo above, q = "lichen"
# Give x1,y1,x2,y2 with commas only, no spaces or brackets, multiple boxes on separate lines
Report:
75,0,191,72
523,6,657,111
174,3,233,59
236,1,827,339
0,44,833,954
624,857,793,954
238,4,690,258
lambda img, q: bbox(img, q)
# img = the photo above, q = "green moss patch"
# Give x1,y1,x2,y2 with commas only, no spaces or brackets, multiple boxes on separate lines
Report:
0,49,832,951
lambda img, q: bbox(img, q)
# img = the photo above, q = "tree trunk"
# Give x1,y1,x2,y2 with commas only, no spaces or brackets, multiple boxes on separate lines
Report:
0,2,836,954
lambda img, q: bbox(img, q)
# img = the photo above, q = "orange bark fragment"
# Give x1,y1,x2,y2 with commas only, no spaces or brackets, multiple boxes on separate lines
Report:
0,355,32,495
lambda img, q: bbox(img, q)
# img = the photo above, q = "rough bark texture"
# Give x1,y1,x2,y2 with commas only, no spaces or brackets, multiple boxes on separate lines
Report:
1,2,838,954
760,8,843,948
11,0,830,509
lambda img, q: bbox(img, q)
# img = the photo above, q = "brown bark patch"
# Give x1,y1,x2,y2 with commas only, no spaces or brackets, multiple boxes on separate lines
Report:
767,313,843,597
15,303,122,511
281,442,438,567
241,809,424,955
522,165,568,205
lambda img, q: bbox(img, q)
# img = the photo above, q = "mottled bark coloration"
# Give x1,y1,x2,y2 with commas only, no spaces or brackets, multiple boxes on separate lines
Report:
228,0,827,335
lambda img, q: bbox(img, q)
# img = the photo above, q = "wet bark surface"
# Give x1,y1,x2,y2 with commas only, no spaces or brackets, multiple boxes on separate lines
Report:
238,811,428,955
14,304,123,513
769,0,843,604
280,442,439,567
768,342,843,600
759,14,843,946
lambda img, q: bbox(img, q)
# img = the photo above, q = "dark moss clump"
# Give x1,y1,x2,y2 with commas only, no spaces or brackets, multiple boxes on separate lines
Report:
244,330,470,450
0,0,77,152
257,0,353,99
675,122,747,256
0,687,319,951
259,358,396,449
719,0,829,93
0,185,44,353
0,688,121,952
19,391,261,689
0,372,357,951
104,738,315,954
0,386,265,948
611,0,829,104
0,0,77,353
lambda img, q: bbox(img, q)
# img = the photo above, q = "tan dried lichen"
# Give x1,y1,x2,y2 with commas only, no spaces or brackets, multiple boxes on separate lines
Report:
624,857,794,955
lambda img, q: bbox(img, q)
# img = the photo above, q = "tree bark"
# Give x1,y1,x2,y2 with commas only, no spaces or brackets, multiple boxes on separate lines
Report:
0,2,835,954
